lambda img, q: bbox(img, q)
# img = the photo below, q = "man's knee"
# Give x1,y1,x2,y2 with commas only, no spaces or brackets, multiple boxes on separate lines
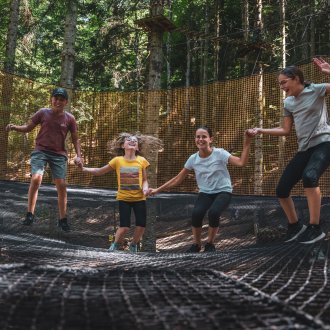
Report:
30,174,42,188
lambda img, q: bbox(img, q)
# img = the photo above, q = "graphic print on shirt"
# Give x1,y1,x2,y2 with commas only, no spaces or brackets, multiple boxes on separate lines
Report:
120,166,140,190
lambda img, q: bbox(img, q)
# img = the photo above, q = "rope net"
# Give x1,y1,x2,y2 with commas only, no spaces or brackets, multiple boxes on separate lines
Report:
2,59,330,196
1,62,330,329
1,180,330,329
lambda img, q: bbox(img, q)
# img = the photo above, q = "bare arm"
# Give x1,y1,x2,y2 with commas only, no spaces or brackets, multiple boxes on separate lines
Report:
149,168,190,195
142,168,149,196
71,131,83,167
82,164,114,176
313,57,330,93
6,120,36,133
228,131,252,167
251,116,293,137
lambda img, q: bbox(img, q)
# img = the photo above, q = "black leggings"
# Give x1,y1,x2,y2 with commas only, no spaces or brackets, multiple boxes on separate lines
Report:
276,142,330,198
118,200,147,227
191,192,232,228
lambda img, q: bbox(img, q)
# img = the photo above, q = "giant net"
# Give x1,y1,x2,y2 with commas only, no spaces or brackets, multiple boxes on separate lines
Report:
2,59,330,195
1,180,330,329
1,61,330,329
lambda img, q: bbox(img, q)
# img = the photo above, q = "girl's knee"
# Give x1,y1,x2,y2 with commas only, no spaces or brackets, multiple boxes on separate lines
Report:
208,209,220,227
191,217,203,227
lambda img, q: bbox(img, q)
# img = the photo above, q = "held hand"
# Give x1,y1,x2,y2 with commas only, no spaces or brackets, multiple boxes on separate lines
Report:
6,124,14,132
143,188,150,196
245,129,255,138
148,188,158,196
313,57,330,75
245,128,259,137
74,157,83,169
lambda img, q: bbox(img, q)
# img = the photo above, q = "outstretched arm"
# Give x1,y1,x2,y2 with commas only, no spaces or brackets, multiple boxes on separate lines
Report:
142,168,149,196
228,131,252,167
248,116,293,137
313,57,330,75
149,168,190,195
82,164,114,176
71,131,83,167
6,120,36,133
313,57,330,94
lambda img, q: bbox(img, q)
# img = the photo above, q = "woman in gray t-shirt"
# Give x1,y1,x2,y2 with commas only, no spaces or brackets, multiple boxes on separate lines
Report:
250,58,330,245
148,126,253,253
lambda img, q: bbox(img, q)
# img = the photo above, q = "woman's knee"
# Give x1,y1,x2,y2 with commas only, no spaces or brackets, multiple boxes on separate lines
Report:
302,169,319,188
276,184,290,198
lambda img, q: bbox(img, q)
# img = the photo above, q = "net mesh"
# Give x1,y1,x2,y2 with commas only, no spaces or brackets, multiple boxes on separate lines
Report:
1,180,330,329
2,61,330,329
2,59,330,195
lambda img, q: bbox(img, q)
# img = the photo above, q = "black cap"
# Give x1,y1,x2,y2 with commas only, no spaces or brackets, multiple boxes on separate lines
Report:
51,87,68,100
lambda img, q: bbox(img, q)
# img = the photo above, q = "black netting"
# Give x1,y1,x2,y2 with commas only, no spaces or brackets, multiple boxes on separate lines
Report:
1,181,330,329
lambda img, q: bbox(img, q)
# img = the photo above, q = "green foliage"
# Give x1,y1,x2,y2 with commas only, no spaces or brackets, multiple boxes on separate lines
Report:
1,0,330,91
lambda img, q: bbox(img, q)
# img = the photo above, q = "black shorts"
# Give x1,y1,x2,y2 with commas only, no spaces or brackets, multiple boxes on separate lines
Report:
118,200,147,227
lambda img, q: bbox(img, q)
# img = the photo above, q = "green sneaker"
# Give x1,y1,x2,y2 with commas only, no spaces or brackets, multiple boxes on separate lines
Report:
109,242,120,251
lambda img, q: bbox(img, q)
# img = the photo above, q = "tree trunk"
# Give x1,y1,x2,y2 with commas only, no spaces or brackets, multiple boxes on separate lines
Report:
310,0,315,57
242,0,249,75
60,0,77,93
278,0,287,173
253,0,264,195
142,0,165,252
200,4,209,125
0,0,20,179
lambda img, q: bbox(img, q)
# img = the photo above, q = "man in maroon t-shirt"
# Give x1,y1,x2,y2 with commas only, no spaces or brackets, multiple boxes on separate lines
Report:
6,88,82,231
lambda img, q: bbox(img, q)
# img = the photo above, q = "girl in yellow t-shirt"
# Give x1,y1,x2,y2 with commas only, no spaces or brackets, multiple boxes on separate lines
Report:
81,132,162,252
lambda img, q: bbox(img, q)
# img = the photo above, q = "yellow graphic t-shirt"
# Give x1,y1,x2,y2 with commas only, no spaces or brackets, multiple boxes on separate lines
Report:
109,156,150,201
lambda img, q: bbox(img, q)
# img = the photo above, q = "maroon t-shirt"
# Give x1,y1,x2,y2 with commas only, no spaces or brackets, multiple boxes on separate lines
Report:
31,108,78,157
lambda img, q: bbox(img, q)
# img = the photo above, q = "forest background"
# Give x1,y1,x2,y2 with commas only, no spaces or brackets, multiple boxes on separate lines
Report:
1,0,330,197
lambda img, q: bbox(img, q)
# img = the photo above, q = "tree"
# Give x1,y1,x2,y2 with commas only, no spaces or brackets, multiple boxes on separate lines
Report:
253,0,264,195
0,0,20,178
141,0,166,252
60,0,78,90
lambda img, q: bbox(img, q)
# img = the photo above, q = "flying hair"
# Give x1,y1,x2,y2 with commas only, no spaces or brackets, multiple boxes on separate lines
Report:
107,132,164,157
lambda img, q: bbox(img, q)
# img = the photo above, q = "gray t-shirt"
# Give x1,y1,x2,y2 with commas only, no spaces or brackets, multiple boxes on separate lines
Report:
184,147,232,194
283,83,330,151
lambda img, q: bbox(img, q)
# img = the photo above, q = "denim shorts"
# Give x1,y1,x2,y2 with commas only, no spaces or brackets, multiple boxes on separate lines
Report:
30,150,67,179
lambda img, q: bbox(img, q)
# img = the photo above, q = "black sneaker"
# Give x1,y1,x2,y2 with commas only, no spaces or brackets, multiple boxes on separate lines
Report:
284,221,306,242
22,212,34,225
204,242,216,252
186,244,201,253
57,218,70,232
297,225,326,244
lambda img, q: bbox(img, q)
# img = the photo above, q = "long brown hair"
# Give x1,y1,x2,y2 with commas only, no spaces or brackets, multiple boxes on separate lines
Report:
107,132,163,157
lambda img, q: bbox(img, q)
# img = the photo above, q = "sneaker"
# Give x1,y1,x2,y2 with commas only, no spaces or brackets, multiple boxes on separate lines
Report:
109,242,120,251
297,225,326,244
129,243,138,253
22,212,34,225
284,221,306,242
186,244,201,253
204,242,216,252
57,218,70,232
